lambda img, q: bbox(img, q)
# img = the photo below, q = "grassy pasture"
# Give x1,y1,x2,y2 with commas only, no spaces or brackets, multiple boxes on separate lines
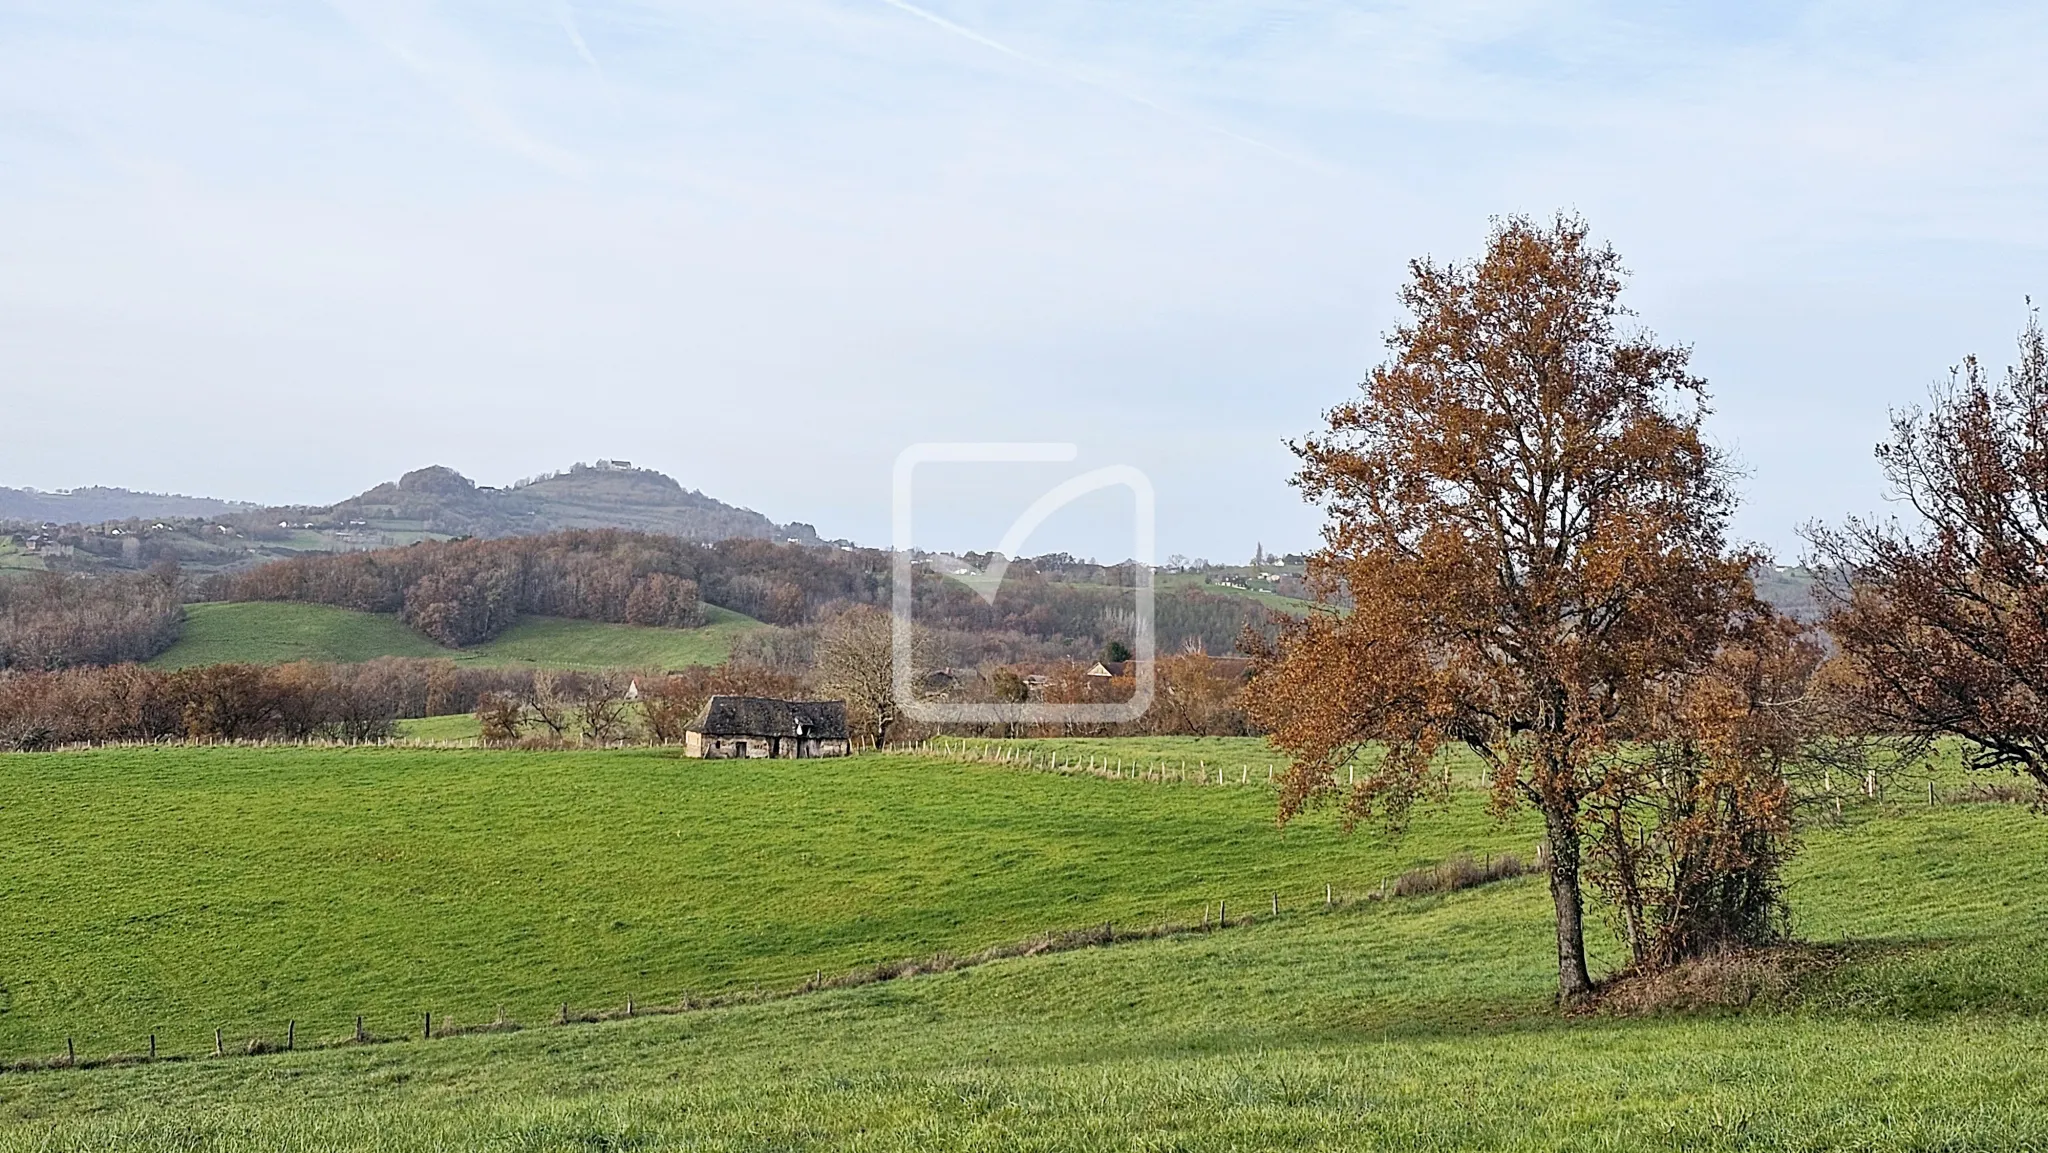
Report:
0,742,1546,1065
1157,570,1314,613
0,542,43,573
391,712,484,742
150,601,768,670
0,751,2043,1149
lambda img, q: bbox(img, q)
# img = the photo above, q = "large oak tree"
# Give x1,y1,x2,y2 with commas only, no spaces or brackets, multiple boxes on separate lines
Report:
1244,215,1759,1000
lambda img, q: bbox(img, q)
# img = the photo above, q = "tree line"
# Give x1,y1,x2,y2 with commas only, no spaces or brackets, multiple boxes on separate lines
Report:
0,567,184,671
197,531,1274,658
0,658,547,749
202,530,707,646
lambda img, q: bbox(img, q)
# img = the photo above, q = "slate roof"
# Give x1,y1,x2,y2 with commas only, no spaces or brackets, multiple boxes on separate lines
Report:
687,696,849,740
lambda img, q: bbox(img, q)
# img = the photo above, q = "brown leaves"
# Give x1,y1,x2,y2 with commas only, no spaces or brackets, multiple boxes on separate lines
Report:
1250,213,1755,821
1815,312,2048,785
1245,214,1784,994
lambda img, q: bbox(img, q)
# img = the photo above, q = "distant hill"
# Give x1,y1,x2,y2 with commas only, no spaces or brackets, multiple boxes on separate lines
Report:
1,461,823,576
1752,564,1824,623
250,462,821,546
0,486,253,524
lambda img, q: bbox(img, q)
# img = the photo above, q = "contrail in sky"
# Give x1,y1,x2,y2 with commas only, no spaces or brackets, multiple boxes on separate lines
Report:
556,0,606,79
872,0,1320,169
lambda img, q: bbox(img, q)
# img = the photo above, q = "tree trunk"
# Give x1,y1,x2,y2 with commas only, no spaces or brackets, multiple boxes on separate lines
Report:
1544,806,1595,1002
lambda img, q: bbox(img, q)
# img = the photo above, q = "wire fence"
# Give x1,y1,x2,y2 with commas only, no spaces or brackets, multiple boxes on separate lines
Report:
0,846,1545,1074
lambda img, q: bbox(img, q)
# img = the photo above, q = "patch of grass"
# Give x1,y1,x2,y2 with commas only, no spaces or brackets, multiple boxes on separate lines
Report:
151,602,449,667
0,745,1543,1064
468,605,762,670
391,713,484,743
0,548,43,573
1,796,2046,1148
150,601,768,670
929,735,1496,787
3,742,2046,1148
1158,570,1314,613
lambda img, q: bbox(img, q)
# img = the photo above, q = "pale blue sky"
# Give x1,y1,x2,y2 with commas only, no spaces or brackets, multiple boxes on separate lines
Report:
2,1,2044,560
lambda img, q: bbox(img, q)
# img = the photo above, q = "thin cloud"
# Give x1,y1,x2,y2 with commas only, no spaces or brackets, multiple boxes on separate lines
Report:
872,0,1323,169
556,0,606,80
326,0,586,177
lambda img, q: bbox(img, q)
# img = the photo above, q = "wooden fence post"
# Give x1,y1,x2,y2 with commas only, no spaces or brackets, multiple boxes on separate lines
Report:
424,1012,431,1039
355,1014,365,1042
149,1033,156,1060
1325,883,1333,908
214,1028,224,1057
66,1037,74,1065
287,1020,295,1050
1219,899,1227,926
1271,893,1279,915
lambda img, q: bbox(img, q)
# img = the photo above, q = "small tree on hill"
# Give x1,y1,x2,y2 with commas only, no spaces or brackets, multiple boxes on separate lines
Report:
1243,214,1766,1000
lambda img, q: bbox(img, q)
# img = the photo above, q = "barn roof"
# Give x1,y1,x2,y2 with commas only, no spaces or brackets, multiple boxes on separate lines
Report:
686,696,849,739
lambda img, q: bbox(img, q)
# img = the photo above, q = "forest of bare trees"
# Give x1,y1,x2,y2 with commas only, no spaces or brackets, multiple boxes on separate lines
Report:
0,658,542,749
0,567,184,671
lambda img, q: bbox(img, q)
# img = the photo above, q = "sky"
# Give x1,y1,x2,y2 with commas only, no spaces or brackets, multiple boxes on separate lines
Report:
2,1,2045,562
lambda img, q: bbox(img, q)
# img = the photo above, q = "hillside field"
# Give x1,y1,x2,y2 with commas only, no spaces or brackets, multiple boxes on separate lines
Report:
150,601,768,670
0,739,1544,1062
0,739,2043,1148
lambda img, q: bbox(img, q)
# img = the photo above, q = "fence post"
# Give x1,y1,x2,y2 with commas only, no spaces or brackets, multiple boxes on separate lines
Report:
1219,899,1227,926
149,1033,156,1060
1929,780,1937,805
214,1028,224,1057
355,1014,365,1042
424,1012,431,1039
287,1020,295,1050
1325,883,1333,909
66,1037,74,1066
1271,893,1279,916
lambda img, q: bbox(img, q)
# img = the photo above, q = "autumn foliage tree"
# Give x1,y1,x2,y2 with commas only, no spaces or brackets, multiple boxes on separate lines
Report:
1583,617,1816,970
1811,314,2048,789
1243,215,1766,1000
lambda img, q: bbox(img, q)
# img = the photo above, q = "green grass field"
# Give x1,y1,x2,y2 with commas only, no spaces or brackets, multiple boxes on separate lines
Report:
0,739,1539,1063
150,601,768,670
0,541,46,573
1159,570,1314,613
391,712,485,742
1,739,2044,1149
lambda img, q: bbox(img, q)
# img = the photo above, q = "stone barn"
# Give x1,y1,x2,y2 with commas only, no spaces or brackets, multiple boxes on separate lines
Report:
683,696,851,759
